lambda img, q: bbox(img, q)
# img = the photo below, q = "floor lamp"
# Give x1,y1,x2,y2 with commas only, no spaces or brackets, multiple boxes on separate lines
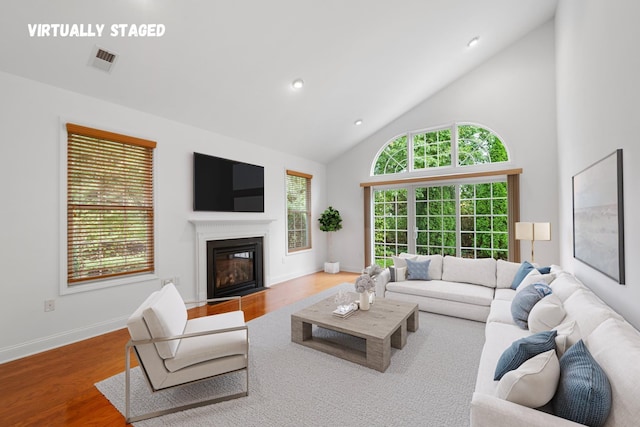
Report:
515,222,551,263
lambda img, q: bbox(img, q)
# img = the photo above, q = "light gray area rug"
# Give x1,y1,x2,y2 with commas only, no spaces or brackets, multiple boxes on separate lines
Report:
96,283,486,426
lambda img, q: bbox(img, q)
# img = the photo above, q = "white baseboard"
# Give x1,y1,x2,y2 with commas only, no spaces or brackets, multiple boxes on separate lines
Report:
0,316,128,364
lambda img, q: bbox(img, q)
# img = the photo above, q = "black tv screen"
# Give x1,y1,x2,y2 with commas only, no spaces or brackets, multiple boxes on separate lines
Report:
193,153,264,212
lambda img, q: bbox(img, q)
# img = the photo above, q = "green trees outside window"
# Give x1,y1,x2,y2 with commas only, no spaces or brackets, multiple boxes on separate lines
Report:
371,123,510,266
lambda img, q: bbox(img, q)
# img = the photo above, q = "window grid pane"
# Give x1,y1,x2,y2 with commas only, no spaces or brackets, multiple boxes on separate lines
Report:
373,135,408,175
459,182,508,259
413,129,452,170
287,172,311,251
373,189,408,267
415,185,457,256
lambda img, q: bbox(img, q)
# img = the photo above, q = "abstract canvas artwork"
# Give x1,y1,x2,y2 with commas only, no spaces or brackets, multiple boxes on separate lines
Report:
572,149,625,284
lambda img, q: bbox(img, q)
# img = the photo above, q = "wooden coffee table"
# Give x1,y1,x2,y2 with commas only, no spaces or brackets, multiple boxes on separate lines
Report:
291,293,419,372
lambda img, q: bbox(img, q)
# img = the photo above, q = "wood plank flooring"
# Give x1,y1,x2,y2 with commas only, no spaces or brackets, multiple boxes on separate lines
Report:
0,271,358,427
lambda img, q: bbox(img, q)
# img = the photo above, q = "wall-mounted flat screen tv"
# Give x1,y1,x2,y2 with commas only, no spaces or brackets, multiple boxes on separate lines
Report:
193,152,264,212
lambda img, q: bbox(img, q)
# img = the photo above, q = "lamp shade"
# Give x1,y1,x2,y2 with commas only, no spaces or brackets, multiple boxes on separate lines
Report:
515,222,533,241
533,222,551,241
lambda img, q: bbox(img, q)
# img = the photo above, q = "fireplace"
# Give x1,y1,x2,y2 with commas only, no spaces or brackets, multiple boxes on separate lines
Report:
207,237,265,298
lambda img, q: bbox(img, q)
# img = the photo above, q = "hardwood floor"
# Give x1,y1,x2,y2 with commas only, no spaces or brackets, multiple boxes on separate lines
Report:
0,271,358,427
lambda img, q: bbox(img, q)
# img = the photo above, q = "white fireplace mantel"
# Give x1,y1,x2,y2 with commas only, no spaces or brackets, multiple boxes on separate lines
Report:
190,218,277,300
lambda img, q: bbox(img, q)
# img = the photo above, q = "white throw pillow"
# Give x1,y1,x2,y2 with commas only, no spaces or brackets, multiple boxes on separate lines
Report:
528,294,566,333
515,271,555,294
392,254,417,269
496,349,560,408
553,321,581,357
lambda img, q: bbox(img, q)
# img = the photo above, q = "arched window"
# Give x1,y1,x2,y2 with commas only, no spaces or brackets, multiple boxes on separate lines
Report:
367,123,517,265
372,123,508,175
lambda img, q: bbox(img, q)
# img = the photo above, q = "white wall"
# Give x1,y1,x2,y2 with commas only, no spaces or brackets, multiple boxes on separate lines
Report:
556,0,640,329
327,21,559,273
0,71,327,362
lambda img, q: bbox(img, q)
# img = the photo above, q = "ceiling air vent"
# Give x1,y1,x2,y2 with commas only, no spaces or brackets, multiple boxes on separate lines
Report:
89,45,118,73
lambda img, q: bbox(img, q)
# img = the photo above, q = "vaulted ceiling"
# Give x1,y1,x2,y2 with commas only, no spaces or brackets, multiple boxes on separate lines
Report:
0,0,557,163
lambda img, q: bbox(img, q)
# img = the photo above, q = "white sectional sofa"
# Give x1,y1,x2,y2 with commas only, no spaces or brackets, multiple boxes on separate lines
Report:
374,254,640,426
374,253,521,322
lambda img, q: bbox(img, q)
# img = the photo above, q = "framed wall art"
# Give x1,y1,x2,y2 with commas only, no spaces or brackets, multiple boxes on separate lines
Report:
572,149,625,284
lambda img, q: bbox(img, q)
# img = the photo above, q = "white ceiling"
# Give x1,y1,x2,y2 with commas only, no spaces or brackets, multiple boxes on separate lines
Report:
0,0,557,163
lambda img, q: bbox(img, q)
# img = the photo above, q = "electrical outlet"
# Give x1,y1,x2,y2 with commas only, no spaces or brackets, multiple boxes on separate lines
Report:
44,300,55,312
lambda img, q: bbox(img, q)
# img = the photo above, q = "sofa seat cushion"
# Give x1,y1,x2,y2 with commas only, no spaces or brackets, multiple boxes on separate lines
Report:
385,279,494,307
442,256,497,288
164,311,247,373
487,300,515,325
493,288,516,302
475,322,532,395
584,318,640,427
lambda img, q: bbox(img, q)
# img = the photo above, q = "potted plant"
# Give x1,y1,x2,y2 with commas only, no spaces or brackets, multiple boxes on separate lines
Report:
318,206,342,273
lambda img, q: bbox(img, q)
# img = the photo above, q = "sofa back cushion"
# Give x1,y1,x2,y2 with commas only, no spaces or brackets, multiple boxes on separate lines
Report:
441,256,496,288
584,318,640,427
563,289,622,339
142,283,188,359
496,260,521,289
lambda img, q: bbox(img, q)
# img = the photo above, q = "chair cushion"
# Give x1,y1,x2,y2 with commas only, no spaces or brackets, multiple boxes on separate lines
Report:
164,311,247,372
553,340,612,427
496,349,560,408
127,290,160,341
142,284,188,359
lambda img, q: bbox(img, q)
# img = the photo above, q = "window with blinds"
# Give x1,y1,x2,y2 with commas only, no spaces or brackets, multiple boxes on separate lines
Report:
286,170,312,252
66,123,156,284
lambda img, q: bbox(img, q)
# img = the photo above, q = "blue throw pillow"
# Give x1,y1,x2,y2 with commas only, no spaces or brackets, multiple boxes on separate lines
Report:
494,330,557,380
553,340,612,427
511,261,536,289
511,283,552,329
405,258,431,280
537,266,551,274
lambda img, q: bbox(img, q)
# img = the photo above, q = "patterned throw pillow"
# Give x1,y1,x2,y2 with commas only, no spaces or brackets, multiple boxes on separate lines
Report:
405,258,431,281
494,330,557,380
553,340,612,427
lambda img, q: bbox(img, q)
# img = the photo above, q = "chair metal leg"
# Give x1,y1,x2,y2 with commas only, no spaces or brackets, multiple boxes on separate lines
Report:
124,344,249,423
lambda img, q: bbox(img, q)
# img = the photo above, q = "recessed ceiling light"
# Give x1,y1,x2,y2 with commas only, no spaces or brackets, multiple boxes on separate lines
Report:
467,37,479,48
291,79,304,89
354,119,363,126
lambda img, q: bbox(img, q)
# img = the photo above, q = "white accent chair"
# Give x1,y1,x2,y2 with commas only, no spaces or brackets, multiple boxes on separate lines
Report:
125,283,249,423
